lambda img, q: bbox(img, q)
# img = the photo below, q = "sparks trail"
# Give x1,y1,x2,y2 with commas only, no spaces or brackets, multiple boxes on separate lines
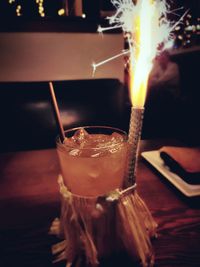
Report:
93,0,187,75
92,50,130,75
97,25,122,33
169,9,189,32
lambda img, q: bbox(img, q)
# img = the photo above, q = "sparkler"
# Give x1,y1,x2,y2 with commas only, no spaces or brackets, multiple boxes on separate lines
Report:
93,0,187,186
93,1,187,265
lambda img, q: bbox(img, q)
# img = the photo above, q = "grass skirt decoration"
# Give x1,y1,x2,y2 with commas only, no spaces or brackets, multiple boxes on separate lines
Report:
50,175,157,267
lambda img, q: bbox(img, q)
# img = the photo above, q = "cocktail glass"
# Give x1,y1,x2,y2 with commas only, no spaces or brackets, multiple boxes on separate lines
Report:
56,126,127,197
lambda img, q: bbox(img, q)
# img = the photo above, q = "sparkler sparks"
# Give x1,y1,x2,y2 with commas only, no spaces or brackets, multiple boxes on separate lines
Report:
93,0,189,109
92,49,130,76
93,0,186,84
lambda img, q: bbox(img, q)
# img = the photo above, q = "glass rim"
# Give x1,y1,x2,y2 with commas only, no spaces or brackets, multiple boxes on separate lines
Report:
56,125,127,151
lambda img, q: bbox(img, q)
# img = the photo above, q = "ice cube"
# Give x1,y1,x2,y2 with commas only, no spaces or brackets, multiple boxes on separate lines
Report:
106,132,125,154
63,137,76,148
72,128,90,147
94,132,124,151
111,132,124,144
69,149,81,156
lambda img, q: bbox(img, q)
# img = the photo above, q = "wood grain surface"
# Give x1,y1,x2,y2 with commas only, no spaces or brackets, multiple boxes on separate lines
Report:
0,140,200,267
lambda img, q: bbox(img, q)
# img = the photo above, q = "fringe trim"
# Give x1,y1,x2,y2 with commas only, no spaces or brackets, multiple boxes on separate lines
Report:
50,175,157,267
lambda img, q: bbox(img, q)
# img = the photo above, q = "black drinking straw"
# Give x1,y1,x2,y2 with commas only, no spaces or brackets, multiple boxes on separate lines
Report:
49,81,65,143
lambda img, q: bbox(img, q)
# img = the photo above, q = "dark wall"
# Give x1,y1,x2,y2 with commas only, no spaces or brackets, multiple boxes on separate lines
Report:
143,48,200,146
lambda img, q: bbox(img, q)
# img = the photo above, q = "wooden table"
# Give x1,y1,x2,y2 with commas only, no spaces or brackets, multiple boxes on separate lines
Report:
0,140,200,267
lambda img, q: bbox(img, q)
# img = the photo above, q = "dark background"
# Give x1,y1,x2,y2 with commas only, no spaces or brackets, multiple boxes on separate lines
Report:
0,0,199,18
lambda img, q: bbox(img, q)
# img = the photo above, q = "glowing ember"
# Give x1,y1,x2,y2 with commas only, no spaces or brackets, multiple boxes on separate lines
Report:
94,0,187,107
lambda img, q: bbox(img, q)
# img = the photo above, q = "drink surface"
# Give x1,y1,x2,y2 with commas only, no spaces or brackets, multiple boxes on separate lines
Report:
57,128,127,197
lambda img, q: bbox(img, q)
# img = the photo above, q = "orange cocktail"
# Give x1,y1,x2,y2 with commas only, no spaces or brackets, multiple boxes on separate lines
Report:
56,126,127,197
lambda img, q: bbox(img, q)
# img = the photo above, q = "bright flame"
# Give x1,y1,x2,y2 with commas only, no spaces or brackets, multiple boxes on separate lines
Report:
124,0,175,107
130,0,157,107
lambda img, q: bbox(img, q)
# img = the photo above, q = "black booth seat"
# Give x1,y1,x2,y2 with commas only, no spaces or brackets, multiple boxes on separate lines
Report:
0,79,127,152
